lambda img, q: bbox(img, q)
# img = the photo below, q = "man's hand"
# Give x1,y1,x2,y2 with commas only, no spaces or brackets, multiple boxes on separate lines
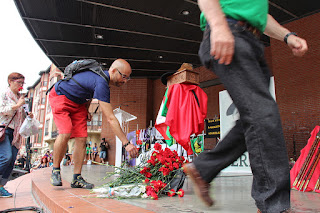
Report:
125,144,138,158
210,24,235,65
287,35,308,57
87,112,92,121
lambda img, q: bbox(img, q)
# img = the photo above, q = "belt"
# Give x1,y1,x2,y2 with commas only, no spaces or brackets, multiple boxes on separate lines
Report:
227,18,261,38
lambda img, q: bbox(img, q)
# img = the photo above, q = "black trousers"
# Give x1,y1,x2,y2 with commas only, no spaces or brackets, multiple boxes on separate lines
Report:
195,23,291,213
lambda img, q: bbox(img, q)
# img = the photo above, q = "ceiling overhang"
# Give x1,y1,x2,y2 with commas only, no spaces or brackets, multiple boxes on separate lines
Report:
13,0,319,79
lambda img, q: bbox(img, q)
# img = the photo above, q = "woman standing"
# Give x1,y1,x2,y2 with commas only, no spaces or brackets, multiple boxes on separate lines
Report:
0,73,33,197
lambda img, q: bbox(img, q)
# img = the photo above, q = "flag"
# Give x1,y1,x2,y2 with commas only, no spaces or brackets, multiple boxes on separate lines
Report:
155,86,175,146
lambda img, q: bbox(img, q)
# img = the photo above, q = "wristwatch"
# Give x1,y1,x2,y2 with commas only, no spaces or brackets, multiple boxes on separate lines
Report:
284,32,297,44
123,141,131,148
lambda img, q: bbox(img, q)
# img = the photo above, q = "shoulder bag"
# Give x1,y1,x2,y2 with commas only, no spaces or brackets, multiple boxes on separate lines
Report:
0,112,17,142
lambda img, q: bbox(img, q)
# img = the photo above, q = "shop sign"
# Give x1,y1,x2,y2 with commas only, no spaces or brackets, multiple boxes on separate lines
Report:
205,118,220,138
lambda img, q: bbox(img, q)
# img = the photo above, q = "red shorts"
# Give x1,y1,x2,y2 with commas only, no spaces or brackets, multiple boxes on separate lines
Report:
49,88,88,138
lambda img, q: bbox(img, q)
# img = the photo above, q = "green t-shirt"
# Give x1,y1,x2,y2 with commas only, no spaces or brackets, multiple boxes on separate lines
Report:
200,0,268,32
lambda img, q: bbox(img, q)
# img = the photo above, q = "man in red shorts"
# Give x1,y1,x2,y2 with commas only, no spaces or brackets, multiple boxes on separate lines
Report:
49,59,138,189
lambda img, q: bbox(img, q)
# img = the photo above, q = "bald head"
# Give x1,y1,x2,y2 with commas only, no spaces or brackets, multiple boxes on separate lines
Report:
109,59,132,87
110,59,131,75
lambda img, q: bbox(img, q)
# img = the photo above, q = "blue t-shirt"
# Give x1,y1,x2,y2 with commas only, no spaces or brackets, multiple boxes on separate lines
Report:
55,70,110,104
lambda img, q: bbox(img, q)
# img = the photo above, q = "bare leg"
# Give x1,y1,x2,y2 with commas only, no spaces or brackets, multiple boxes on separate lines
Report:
53,134,71,168
73,137,86,174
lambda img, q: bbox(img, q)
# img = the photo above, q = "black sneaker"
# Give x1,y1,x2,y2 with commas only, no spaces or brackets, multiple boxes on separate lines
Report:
71,175,94,189
50,170,62,186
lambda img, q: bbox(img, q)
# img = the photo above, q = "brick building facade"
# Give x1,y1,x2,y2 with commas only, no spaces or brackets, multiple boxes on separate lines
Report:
102,13,319,164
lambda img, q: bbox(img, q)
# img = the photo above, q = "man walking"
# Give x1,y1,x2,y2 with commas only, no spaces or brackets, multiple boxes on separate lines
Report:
49,59,138,189
183,0,308,212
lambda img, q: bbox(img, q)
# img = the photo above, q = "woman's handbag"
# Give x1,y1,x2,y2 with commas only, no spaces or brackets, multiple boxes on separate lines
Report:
0,112,17,142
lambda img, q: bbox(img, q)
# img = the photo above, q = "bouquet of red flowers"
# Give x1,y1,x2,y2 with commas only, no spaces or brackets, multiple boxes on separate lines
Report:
100,143,188,199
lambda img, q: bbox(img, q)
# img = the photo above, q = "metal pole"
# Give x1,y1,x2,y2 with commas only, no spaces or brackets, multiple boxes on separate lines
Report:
25,96,33,173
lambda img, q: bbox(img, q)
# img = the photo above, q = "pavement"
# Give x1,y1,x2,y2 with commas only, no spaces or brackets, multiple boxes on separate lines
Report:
0,165,320,213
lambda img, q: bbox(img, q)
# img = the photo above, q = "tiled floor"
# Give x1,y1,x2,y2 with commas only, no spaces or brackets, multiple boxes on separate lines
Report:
1,165,320,213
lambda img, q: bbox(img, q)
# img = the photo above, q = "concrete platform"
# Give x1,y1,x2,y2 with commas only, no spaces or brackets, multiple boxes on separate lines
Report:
1,165,319,213
61,165,320,213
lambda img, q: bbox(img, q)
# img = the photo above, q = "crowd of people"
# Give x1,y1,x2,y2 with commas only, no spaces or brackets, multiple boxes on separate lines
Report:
15,141,110,172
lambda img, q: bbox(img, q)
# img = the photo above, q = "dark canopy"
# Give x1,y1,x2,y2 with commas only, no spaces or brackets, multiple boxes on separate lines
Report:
14,0,319,78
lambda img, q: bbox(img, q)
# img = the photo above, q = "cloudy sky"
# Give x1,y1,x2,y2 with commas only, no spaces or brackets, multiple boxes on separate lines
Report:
0,1,51,92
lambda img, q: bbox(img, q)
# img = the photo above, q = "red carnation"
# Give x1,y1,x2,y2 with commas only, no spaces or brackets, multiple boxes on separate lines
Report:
145,172,152,178
173,162,180,169
151,191,158,200
167,189,176,197
154,143,162,151
177,189,185,197
144,178,150,183
159,167,170,176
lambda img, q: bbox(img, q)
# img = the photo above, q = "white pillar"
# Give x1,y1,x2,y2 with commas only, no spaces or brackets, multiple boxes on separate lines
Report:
114,112,123,168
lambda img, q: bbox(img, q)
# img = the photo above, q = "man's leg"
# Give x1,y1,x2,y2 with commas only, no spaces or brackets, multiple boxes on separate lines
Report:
72,137,86,174
194,120,247,182
51,133,70,186
184,120,247,206
53,134,71,168
70,137,94,189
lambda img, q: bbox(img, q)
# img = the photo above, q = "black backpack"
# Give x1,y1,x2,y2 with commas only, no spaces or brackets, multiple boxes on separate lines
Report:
46,59,109,94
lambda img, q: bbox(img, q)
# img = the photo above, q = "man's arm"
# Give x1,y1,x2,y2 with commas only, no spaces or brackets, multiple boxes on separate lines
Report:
99,101,138,158
198,0,234,65
85,100,93,121
264,14,308,57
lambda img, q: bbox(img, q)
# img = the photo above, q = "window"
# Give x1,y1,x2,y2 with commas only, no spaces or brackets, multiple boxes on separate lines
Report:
38,129,42,144
45,120,49,136
40,110,45,120
47,103,51,113
92,114,99,126
49,77,54,87
43,81,48,86
41,97,46,105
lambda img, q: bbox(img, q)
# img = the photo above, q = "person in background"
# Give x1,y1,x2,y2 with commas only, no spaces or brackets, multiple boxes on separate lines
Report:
32,156,41,168
289,158,296,169
62,153,71,166
31,157,48,171
86,144,92,161
0,72,33,198
99,138,109,164
44,150,50,158
48,59,138,189
92,143,98,161
48,156,53,167
16,154,26,170
183,0,308,212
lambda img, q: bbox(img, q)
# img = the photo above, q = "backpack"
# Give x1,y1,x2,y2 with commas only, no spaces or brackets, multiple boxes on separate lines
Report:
46,59,109,94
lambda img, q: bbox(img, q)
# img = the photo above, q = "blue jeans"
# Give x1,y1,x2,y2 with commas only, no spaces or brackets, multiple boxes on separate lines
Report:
195,23,290,213
0,128,18,186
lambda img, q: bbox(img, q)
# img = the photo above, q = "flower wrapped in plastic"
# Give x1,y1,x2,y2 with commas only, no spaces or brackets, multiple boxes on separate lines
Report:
93,143,187,199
